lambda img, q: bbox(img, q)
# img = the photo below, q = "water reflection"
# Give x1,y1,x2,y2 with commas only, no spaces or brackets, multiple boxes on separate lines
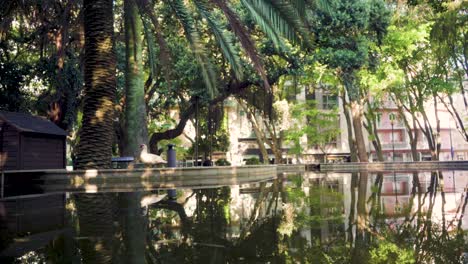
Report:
1,171,467,263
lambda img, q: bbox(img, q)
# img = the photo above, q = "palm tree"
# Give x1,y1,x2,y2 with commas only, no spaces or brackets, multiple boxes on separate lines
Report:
74,0,117,170
73,1,118,263
123,0,148,158
134,0,314,151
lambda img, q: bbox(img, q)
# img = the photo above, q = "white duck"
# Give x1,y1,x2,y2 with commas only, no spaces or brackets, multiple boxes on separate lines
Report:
139,144,167,165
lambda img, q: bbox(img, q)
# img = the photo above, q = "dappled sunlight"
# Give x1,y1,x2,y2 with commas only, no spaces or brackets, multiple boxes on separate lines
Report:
84,169,98,178
72,176,84,187
0,153,7,167
90,98,114,125
96,37,112,54
84,184,98,193
140,167,156,178
35,166,277,193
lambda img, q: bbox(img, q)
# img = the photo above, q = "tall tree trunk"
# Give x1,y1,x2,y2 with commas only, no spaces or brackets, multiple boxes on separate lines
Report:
123,0,148,157
418,109,439,160
433,94,441,160
350,101,368,162
74,1,118,263
341,93,358,162
441,93,468,142
341,71,368,162
121,3,148,262
371,119,384,161
364,110,384,162
394,98,419,161
75,0,116,169
238,99,269,164
263,120,283,164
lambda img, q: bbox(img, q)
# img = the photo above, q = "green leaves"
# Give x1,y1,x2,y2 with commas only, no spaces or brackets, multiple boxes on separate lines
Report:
169,0,218,98
193,0,244,80
285,99,340,155
241,0,312,49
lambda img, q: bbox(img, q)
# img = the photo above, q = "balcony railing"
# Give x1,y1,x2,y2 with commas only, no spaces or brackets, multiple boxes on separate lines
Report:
381,142,408,149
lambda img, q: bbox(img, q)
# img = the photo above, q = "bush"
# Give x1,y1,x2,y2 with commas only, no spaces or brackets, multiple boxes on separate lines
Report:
215,158,231,166
245,157,261,165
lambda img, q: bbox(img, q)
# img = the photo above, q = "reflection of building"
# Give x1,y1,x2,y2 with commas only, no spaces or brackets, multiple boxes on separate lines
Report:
381,173,411,216
0,193,66,258
301,173,351,243
299,171,468,245
374,171,468,228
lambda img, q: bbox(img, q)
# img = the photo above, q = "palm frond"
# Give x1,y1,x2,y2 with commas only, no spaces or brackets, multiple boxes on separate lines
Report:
242,0,313,48
169,0,218,98
240,0,286,50
211,0,271,92
136,0,173,88
193,0,244,80
141,17,158,83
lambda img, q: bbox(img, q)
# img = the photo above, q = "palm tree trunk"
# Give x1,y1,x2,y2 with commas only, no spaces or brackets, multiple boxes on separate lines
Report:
123,0,148,157
75,0,116,169
74,1,118,263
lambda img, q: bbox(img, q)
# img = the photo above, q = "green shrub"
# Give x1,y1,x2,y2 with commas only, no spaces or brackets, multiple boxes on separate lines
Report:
215,158,231,166
245,157,261,165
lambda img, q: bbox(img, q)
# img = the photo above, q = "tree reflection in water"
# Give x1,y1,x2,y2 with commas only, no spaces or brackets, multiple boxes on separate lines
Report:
3,171,468,263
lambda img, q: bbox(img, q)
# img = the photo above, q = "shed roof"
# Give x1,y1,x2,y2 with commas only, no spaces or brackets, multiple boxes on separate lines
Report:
0,111,67,136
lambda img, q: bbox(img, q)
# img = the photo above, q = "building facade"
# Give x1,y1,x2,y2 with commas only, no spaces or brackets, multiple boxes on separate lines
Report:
224,83,351,165
371,94,468,162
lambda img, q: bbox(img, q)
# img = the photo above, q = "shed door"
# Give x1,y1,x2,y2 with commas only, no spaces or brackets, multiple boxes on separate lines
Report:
21,134,65,169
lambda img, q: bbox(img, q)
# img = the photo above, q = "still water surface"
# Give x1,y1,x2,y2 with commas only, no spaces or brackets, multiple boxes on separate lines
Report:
1,170,468,263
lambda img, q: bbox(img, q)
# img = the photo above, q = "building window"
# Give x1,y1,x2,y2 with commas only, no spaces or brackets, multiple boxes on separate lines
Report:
394,153,403,161
305,86,315,101
376,112,382,127
322,93,338,110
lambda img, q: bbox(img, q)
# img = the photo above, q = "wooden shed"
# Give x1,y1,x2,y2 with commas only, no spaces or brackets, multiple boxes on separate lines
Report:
0,111,67,171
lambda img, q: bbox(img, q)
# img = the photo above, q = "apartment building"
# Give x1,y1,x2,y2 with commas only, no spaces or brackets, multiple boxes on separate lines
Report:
370,94,468,162
224,83,351,165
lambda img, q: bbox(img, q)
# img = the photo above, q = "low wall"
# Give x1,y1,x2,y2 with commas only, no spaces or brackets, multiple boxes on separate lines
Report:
2,165,279,194
277,164,306,174
319,161,468,172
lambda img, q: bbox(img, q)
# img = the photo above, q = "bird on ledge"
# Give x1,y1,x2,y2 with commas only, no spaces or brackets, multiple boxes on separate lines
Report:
140,144,167,165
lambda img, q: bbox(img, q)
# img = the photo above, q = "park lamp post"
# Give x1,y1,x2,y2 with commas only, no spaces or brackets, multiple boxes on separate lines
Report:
449,121,455,192
449,120,454,161
389,113,396,162
393,171,401,214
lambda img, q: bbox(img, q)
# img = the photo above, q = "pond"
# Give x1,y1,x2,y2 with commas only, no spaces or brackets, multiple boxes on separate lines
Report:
1,170,467,263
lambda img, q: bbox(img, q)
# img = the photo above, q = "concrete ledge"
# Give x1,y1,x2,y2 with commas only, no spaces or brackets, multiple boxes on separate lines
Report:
319,161,468,172
3,165,279,194
277,164,305,173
